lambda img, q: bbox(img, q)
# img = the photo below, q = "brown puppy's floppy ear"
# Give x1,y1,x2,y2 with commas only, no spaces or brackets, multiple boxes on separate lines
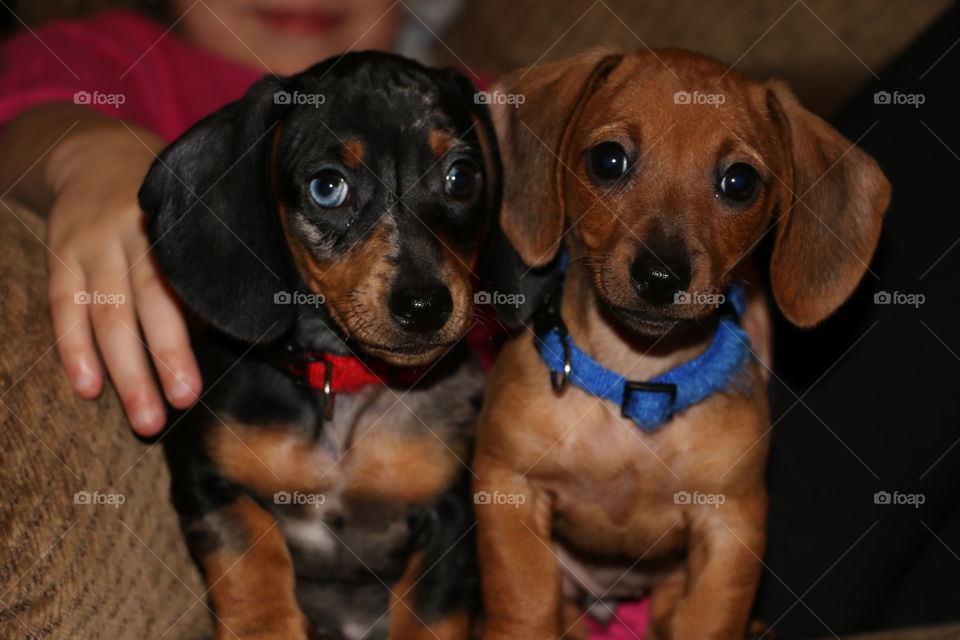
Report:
491,50,623,267
766,80,891,327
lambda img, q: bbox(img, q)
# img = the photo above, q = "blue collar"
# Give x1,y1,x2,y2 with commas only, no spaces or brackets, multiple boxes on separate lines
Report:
533,268,754,432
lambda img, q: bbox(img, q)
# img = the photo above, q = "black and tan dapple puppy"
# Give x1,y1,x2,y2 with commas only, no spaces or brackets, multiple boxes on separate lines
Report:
138,51,499,640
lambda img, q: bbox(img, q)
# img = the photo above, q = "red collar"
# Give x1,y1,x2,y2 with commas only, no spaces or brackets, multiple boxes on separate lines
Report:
286,351,427,394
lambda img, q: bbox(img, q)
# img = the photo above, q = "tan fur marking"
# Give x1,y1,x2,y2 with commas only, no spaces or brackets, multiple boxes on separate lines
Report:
340,138,365,169
207,419,465,506
388,552,471,639
201,498,310,639
277,202,398,346
206,422,337,497
428,129,455,159
470,111,498,215
346,428,464,505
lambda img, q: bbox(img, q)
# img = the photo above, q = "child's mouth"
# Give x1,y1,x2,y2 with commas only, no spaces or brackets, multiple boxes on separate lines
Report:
254,7,347,35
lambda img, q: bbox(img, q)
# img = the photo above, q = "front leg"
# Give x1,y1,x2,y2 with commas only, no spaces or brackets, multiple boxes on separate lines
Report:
662,497,766,640
388,485,478,640
166,441,310,640
186,495,312,640
474,452,564,640
388,552,472,640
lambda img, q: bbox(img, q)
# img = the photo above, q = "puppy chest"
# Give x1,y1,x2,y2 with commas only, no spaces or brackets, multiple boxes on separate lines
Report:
532,403,682,485
209,400,468,504
537,389,761,491
276,502,412,640
276,498,413,579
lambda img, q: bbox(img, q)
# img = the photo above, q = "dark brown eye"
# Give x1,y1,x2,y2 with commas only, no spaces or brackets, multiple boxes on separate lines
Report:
589,141,629,181
717,163,760,203
444,160,480,199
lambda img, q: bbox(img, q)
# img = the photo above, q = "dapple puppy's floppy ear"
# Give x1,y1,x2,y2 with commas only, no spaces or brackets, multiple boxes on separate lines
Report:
480,214,563,329
139,76,297,343
491,50,624,267
443,69,554,328
442,69,555,329
443,69,502,224
766,81,891,327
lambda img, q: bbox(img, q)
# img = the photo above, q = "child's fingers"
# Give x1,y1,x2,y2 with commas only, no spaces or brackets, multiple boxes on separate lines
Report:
88,268,166,436
130,259,201,409
48,261,103,399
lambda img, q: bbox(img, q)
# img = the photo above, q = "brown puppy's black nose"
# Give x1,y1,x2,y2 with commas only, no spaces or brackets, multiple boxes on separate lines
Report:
630,251,691,305
389,285,452,333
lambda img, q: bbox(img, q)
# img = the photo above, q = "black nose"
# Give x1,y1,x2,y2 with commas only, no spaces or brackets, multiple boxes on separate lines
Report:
389,285,453,334
630,251,691,305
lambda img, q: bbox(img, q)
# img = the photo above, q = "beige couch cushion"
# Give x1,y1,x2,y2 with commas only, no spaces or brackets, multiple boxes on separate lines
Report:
0,199,209,640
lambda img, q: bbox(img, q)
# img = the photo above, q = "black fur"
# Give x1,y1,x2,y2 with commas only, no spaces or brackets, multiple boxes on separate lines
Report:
140,52,496,639
139,74,296,343
479,212,563,329
140,51,495,344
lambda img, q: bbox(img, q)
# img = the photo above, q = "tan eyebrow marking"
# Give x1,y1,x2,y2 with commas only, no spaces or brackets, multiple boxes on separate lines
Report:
429,129,456,159
340,139,364,169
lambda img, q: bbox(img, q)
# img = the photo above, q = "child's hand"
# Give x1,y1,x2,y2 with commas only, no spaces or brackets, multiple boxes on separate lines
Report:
44,123,201,435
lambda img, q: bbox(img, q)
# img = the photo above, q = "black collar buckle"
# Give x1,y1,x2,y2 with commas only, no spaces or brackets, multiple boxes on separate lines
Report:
534,276,572,394
621,380,678,422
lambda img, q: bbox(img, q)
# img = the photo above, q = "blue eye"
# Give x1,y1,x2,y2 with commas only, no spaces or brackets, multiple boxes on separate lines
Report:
588,141,629,181
309,170,348,208
444,161,480,199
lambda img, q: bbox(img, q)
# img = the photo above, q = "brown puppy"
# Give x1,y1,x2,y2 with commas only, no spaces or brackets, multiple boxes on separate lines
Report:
473,49,890,640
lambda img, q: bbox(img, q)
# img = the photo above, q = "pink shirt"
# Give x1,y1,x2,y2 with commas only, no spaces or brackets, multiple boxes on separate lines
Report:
0,11,262,141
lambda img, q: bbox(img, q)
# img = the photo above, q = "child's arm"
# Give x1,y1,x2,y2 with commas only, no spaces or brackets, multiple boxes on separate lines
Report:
0,104,201,435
